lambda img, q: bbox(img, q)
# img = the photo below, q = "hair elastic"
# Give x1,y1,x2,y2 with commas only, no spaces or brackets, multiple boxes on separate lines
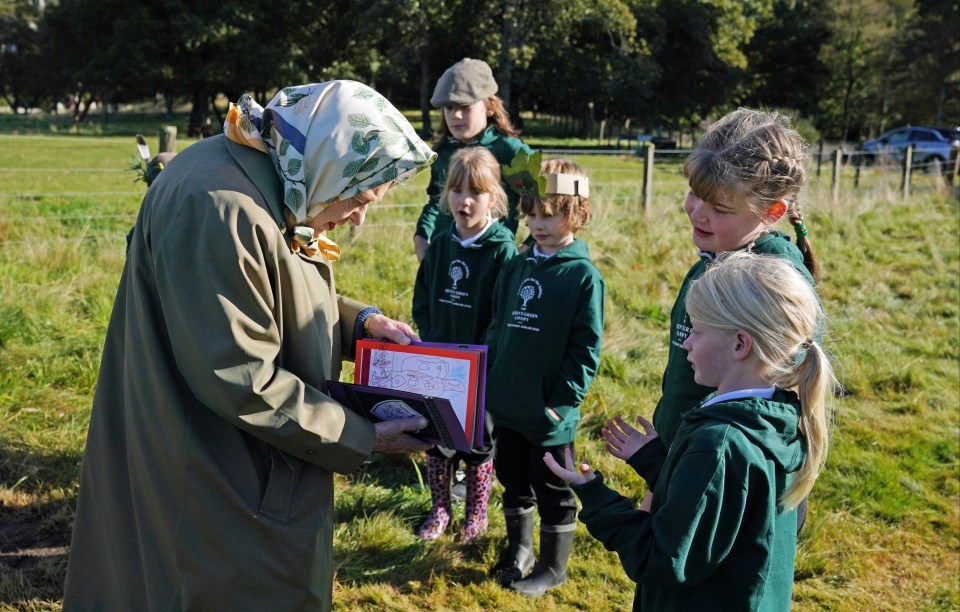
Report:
792,220,808,239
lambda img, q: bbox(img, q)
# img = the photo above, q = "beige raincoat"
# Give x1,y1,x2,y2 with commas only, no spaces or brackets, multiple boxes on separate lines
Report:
63,135,379,610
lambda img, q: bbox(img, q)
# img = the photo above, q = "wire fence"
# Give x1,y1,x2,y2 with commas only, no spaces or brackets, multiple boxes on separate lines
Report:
2,143,957,248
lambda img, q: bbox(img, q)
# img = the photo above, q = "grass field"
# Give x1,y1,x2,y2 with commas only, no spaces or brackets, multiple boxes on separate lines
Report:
0,122,958,611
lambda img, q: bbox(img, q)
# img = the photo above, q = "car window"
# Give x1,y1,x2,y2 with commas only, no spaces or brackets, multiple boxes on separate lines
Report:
886,130,911,145
911,130,937,141
935,128,960,140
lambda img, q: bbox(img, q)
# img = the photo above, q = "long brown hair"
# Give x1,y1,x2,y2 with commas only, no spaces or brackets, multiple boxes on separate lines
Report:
433,95,519,147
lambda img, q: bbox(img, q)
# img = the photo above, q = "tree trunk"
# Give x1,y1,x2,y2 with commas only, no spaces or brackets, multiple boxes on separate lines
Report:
209,95,226,128
419,52,432,138
188,88,209,138
499,0,516,113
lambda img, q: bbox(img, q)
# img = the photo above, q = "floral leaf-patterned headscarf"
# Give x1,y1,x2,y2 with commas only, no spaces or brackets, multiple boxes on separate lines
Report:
224,80,436,224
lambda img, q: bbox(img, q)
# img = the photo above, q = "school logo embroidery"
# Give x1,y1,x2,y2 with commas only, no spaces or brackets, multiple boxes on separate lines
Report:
508,278,542,331
448,260,469,289
671,314,692,349
439,259,471,310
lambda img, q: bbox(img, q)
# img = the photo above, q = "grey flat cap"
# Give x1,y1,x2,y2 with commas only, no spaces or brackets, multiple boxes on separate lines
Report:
430,58,498,107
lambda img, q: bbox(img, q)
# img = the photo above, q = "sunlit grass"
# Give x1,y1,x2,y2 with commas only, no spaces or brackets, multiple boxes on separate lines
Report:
1,132,957,610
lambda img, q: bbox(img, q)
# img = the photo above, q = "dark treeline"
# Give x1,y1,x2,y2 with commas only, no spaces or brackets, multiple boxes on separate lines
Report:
0,0,957,140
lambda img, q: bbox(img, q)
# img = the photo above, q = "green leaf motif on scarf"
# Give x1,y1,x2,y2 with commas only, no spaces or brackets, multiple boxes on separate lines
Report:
375,97,387,112
360,157,379,174
239,115,254,135
279,139,290,156
348,113,371,128
343,160,363,178
382,165,399,182
351,131,370,155
378,132,401,148
277,93,309,107
285,187,305,210
287,158,302,175
383,116,403,134
353,87,375,99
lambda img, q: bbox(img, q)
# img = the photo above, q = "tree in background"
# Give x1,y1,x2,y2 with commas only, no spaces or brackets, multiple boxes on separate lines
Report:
0,0,57,113
4,0,956,141
743,0,832,123
503,0,656,136
885,0,960,127
645,0,774,133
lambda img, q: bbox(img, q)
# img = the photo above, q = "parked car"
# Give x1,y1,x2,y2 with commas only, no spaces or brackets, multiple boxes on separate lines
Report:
859,125,960,172
636,134,677,150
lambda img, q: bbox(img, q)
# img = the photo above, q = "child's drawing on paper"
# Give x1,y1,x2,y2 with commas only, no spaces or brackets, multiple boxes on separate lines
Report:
368,351,471,427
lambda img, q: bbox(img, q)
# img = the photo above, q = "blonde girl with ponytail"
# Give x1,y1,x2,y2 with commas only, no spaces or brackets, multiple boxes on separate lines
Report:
683,251,834,509
544,252,836,610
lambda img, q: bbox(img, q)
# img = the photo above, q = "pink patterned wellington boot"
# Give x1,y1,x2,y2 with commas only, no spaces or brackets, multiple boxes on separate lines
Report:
461,460,494,542
416,455,453,540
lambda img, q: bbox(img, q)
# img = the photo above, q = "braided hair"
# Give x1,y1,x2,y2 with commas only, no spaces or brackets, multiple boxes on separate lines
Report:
684,108,820,280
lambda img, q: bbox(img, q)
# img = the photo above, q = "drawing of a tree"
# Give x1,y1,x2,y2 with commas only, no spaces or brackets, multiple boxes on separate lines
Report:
449,266,464,289
520,284,535,308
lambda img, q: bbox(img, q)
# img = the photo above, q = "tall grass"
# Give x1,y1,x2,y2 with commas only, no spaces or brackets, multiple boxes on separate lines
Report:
0,133,957,611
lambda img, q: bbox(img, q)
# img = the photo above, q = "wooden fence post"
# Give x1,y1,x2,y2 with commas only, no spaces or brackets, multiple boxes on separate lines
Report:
901,144,913,199
853,156,861,190
832,148,843,202
159,126,177,153
949,144,960,195
640,143,654,212
816,139,824,178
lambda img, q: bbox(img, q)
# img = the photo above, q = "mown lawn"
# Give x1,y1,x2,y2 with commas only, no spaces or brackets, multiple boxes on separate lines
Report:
0,127,957,611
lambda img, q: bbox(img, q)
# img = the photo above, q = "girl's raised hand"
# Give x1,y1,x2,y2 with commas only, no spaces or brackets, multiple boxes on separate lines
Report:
543,448,595,485
602,415,659,461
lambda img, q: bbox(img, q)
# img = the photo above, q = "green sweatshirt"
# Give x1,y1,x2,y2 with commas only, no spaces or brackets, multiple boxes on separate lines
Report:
573,389,806,611
412,221,518,343
485,240,605,445
652,232,815,446
414,126,531,241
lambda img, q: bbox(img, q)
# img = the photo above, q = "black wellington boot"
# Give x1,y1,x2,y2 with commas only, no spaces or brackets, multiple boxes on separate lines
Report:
490,507,535,586
510,525,575,597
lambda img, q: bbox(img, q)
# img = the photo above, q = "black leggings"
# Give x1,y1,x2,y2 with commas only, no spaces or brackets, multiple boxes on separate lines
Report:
492,426,577,526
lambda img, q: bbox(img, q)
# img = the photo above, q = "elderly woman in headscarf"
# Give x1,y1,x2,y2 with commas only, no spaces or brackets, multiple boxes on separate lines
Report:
63,81,437,612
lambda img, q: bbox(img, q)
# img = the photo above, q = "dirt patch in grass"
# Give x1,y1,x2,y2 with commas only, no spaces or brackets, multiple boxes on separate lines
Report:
0,503,71,607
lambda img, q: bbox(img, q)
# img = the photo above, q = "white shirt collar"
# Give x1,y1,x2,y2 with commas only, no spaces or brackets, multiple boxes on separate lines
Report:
701,387,776,408
532,245,555,259
455,217,495,247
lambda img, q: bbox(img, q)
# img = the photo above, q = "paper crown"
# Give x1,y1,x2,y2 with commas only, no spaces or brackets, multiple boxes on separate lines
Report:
545,173,589,197
501,150,589,197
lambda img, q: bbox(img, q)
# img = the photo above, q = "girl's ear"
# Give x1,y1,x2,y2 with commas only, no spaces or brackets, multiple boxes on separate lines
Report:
765,199,788,223
732,330,754,361
485,100,494,117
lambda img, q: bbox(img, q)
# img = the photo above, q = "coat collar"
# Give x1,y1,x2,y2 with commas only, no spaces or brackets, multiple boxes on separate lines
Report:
223,136,287,229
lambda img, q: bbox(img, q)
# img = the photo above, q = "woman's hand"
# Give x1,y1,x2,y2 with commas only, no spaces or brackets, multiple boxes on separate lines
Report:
373,417,432,453
602,415,658,461
543,447,596,485
365,313,421,345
